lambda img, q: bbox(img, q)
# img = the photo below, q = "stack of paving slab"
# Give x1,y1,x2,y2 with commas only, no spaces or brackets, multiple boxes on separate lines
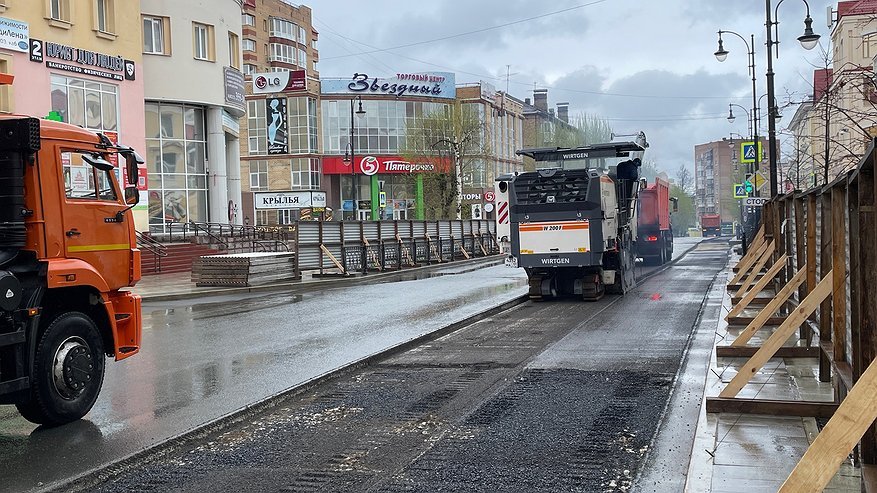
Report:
191,252,298,287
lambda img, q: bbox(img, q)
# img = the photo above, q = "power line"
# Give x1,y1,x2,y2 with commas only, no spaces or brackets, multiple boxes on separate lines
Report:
321,0,610,61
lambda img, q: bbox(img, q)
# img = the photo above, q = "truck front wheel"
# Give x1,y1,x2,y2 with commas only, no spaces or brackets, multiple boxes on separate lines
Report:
16,312,106,426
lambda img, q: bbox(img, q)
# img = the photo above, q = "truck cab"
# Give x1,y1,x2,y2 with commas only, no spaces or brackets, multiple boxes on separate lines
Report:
0,116,143,426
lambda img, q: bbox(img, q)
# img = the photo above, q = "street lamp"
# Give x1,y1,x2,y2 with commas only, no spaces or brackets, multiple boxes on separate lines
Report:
714,29,759,196
765,0,821,196
342,95,366,220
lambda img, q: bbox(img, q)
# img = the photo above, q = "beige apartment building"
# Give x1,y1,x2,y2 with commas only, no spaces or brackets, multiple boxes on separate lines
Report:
521,88,585,171
238,0,320,225
694,138,770,224
141,0,245,232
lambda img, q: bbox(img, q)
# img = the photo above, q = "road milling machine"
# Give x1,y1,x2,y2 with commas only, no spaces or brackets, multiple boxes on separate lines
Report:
497,137,647,300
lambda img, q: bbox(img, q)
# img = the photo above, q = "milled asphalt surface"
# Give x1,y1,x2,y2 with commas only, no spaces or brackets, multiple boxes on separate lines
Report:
66,238,721,493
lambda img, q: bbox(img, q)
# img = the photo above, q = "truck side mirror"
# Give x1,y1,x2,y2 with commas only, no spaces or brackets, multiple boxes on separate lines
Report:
82,153,113,171
670,197,679,212
124,186,139,205
123,150,144,186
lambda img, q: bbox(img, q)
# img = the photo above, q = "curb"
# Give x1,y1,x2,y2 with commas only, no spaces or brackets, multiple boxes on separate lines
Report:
137,255,506,303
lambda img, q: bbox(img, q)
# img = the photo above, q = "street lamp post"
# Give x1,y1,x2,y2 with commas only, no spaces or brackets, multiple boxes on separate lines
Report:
343,96,366,220
715,30,759,198
765,0,821,196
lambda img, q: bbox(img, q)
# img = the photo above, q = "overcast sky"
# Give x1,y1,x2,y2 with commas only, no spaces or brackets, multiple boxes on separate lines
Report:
312,0,836,176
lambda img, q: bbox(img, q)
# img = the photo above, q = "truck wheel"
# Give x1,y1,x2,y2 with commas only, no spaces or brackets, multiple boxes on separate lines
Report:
15,312,105,426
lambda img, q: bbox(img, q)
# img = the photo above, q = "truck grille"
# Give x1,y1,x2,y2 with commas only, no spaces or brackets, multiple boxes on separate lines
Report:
512,170,591,206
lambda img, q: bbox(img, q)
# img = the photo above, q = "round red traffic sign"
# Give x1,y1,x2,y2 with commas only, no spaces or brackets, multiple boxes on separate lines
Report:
484,190,495,202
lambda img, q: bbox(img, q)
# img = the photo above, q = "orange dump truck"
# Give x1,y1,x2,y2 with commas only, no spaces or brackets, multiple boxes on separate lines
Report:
636,177,675,265
701,213,721,237
0,115,143,426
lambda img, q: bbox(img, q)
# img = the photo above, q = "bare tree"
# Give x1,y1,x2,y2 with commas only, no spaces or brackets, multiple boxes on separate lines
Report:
675,164,693,194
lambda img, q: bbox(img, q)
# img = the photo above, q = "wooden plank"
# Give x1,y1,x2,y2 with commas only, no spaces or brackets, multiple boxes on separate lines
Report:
861,155,877,464
730,296,775,306
716,346,818,358
731,238,768,284
459,242,470,260
726,316,787,327
726,254,788,320
719,272,833,399
732,230,766,277
779,360,877,493
320,244,346,274
863,465,877,493
819,193,833,383
831,185,847,363
731,267,807,346
735,241,776,298
706,397,838,418
795,196,810,341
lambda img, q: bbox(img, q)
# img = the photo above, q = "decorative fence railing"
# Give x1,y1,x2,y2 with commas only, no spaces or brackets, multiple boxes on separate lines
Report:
709,138,877,492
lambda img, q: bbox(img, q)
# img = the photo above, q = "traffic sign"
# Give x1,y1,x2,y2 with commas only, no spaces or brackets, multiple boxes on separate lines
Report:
484,190,495,202
740,141,763,164
471,203,482,219
484,203,494,213
733,183,747,198
745,197,768,207
379,191,387,208
753,171,768,191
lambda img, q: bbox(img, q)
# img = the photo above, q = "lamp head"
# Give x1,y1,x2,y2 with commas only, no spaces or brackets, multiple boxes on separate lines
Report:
798,15,821,50
727,106,736,123
355,99,366,116
714,36,729,62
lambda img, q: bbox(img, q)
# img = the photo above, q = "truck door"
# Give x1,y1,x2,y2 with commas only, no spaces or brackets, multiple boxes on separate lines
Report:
61,150,132,290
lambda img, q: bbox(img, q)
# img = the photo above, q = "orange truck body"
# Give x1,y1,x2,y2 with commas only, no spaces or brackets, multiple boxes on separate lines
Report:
636,178,673,264
0,115,142,425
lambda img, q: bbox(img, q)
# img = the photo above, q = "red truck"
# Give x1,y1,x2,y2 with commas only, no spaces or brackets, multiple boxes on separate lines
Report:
637,178,675,265
701,213,721,237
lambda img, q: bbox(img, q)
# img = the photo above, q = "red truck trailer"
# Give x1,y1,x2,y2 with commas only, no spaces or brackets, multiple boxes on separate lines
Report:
701,213,721,237
637,178,674,265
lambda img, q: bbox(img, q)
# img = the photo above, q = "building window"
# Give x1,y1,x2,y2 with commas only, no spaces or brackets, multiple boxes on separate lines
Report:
193,22,215,61
287,97,317,154
269,17,296,41
270,67,289,73
248,99,267,154
298,48,306,69
243,63,257,75
48,0,71,23
50,75,119,132
94,0,114,34
0,56,12,113
269,42,295,64
249,160,268,190
242,13,255,26
311,38,317,50
228,32,240,69
242,38,256,52
143,15,169,54
291,157,320,189
145,102,208,232
298,26,306,44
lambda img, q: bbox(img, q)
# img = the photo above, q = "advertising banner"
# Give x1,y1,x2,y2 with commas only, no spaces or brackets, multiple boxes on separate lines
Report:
224,67,245,110
265,97,288,154
322,155,450,175
254,190,327,209
0,17,28,53
321,72,456,100
252,70,306,94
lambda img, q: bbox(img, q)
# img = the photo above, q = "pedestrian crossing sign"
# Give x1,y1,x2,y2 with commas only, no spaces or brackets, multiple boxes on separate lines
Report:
740,141,763,164
733,183,747,198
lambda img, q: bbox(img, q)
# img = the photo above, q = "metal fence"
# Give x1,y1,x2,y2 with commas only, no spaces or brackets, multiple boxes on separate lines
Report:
296,219,499,275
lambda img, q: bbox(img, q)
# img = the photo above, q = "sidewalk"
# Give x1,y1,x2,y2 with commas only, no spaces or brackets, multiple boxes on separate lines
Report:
684,250,860,492
130,255,506,302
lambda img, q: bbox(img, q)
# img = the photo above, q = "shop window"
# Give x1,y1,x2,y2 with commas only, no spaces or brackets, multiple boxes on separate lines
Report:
146,102,208,233
247,99,267,154
243,38,256,52
47,0,71,25
228,32,240,69
94,0,115,36
193,22,215,61
143,15,170,54
51,75,118,132
0,56,12,113
242,13,255,27
249,160,268,191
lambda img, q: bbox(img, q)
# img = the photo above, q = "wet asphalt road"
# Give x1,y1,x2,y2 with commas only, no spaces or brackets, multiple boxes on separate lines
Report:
0,238,705,493
73,238,721,493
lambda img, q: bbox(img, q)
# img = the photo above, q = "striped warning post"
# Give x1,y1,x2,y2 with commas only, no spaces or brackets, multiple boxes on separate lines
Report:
498,201,509,224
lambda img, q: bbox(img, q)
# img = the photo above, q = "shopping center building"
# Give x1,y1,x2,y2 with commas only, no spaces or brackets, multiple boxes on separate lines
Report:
0,1,147,227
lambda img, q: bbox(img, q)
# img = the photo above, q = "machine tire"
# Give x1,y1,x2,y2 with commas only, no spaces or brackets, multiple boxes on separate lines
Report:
15,312,106,426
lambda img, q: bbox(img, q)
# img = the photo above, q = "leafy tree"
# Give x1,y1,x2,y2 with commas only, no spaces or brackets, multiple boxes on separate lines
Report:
400,101,492,219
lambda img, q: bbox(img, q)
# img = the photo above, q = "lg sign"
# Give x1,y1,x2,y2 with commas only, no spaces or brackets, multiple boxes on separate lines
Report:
254,75,270,90
251,70,307,94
